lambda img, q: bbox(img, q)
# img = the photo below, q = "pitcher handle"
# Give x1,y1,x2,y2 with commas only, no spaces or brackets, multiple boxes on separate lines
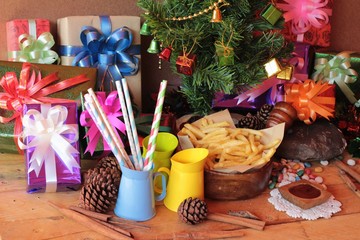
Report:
153,171,167,201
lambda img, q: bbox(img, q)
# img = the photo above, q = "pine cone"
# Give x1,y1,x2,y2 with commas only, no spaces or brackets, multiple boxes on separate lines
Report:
80,157,121,213
178,197,208,225
257,104,273,124
95,156,121,171
238,115,262,130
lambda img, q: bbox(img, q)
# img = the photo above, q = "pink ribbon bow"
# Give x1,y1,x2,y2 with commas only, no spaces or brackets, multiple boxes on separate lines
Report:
277,0,332,35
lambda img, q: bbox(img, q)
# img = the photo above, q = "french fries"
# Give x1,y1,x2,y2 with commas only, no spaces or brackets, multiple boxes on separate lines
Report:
179,118,281,171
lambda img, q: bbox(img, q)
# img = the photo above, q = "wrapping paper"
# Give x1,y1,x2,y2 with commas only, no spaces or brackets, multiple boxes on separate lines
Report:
277,0,333,47
57,16,142,108
0,61,96,154
21,102,81,193
6,19,50,60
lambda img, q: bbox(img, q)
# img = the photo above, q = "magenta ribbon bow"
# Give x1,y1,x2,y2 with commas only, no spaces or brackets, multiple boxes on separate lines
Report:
80,91,126,155
277,0,332,37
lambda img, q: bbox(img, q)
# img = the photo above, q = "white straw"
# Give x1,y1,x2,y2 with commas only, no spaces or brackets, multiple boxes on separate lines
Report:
114,79,142,170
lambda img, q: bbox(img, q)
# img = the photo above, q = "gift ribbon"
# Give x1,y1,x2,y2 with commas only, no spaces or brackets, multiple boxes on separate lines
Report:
284,80,335,124
60,16,140,91
18,105,80,192
312,52,359,105
0,63,90,152
8,32,59,64
80,91,126,155
235,77,284,105
277,0,332,42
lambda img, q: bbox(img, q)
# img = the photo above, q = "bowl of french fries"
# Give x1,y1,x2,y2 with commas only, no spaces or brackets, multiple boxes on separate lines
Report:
177,110,285,200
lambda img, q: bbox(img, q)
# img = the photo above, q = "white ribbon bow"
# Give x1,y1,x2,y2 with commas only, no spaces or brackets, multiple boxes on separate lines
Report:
18,105,80,192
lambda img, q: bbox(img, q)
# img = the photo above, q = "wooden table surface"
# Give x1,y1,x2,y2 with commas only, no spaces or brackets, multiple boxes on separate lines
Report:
1,152,360,240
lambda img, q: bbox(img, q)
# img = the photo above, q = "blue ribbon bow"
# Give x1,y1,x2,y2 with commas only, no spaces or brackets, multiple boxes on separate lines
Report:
60,16,140,91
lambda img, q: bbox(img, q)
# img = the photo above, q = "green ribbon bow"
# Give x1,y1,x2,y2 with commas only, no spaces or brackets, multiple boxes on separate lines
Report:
312,52,359,107
9,32,59,64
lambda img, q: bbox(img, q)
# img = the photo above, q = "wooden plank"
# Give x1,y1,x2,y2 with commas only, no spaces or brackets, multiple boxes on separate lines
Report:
1,153,360,239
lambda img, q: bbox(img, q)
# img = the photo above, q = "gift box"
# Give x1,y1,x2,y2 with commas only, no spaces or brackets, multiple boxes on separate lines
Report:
20,102,81,193
215,41,234,67
79,91,126,159
176,53,196,76
57,15,142,109
0,61,96,154
6,19,50,58
286,42,315,81
6,19,58,63
276,0,333,47
283,80,336,124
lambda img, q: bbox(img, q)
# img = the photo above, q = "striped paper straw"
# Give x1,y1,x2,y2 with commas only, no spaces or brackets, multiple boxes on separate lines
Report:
87,89,135,170
114,79,142,170
120,78,143,170
143,80,167,170
84,96,124,167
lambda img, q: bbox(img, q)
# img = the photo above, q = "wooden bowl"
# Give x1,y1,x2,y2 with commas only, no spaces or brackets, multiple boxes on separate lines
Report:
204,161,273,200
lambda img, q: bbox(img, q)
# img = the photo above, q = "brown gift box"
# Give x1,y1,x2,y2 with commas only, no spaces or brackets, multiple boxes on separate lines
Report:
57,16,142,109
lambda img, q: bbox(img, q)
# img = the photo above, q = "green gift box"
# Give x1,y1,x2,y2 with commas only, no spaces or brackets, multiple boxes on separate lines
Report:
0,61,97,154
261,4,283,26
215,43,234,67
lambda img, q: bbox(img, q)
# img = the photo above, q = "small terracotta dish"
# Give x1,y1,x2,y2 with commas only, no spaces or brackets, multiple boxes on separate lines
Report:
278,180,332,209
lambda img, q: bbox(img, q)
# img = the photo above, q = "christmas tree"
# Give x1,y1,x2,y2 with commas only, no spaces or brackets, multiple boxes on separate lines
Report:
137,0,292,115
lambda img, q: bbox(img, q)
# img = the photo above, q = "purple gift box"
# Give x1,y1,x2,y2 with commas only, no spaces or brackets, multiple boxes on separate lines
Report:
287,42,315,81
22,102,81,193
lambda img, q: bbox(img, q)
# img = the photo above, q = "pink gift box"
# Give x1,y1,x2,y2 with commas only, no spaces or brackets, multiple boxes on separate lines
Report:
6,19,50,60
22,102,81,193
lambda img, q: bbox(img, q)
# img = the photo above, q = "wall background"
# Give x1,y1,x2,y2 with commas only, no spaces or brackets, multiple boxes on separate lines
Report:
0,0,359,112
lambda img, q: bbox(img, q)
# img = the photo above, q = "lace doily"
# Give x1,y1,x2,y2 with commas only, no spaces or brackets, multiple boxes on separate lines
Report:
268,188,342,220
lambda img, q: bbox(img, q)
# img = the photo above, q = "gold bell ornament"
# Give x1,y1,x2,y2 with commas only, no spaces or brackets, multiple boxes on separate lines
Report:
147,39,160,54
210,6,222,23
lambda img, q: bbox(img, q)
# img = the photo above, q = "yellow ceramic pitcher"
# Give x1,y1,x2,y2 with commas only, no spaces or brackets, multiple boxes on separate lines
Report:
159,148,209,212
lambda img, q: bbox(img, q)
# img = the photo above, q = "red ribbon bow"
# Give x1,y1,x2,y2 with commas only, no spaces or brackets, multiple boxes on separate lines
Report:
0,63,89,152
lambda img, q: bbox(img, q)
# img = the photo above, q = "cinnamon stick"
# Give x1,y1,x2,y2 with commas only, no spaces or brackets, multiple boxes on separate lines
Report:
69,205,111,222
334,160,360,183
207,213,265,231
92,218,133,238
48,201,133,240
339,170,360,198
156,230,245,239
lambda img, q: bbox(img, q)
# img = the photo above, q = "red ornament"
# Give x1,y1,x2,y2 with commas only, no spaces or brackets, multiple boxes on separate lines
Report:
159,47,172,61
176,53,197,76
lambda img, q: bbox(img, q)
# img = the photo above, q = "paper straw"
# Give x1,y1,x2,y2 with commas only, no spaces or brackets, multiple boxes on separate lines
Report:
84,97,124,167
87,89,135,170
120,78,143,169
114,79,142,170
143,80,167,170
